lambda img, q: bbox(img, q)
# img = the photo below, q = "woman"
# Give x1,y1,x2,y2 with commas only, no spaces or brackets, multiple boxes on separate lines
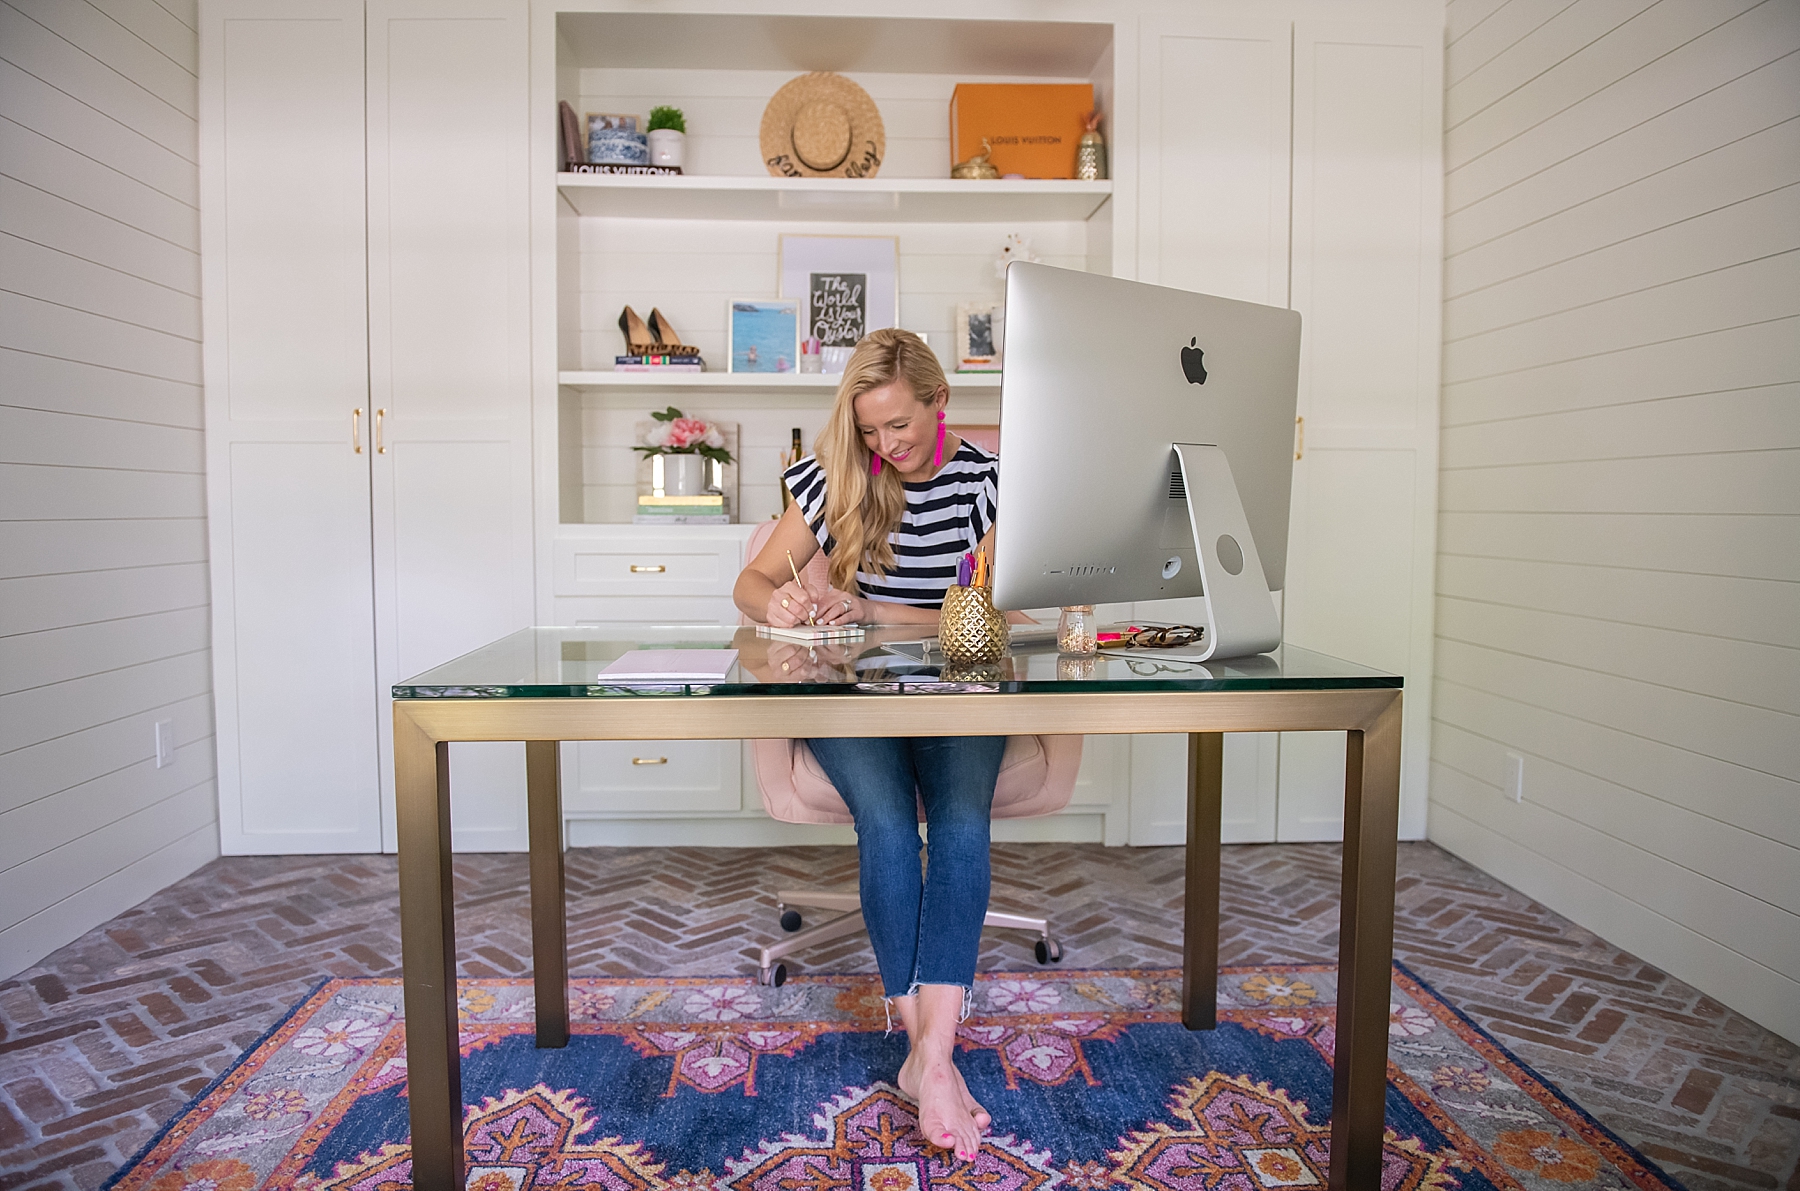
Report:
732,328,1000,1160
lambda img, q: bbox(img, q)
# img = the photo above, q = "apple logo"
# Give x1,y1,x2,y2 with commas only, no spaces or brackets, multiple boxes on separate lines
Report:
1181,337,1208,385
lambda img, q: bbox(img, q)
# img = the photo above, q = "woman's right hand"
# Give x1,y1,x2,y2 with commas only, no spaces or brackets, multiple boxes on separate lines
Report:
765,580,816,628
765,640,855,681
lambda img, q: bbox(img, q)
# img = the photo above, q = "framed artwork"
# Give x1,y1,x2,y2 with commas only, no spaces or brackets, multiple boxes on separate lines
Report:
586,112,638,135
779,235,900,354
727,299,799,373
954,301,1004,372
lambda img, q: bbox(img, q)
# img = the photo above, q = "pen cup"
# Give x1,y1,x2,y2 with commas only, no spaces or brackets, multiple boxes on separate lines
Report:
939,584,1008,663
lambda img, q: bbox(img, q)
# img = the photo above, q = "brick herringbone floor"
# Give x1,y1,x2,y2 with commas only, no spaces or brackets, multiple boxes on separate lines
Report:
2,842,1796,1189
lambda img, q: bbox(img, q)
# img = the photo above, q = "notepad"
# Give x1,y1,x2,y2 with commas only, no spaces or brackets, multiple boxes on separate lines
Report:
597,650,739,681
756,624,866,643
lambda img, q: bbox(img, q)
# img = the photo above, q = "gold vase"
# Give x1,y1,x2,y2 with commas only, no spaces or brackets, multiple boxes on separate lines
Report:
938,584,1008,663
1075,129,1106,181
940,659,1005,683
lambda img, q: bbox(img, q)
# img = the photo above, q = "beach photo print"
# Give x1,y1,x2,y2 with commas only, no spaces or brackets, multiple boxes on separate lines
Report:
727,299,799,373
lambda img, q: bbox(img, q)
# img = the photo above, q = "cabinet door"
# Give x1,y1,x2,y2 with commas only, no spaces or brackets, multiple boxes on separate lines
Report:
202,0,381,854
1134,19,1291,844
1138,17,1292,306
365,0,536,852
1280,21,1443,841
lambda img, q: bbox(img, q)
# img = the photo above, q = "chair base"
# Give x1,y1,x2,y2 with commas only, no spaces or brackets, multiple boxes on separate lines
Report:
756,888,1064,987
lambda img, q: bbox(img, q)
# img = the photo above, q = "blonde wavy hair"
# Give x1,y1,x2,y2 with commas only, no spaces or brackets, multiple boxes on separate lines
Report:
815,328,949,593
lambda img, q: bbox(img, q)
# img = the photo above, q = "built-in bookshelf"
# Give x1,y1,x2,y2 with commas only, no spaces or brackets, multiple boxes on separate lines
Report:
556,173,1112,222
546,13,1118,528
557,370,1001,392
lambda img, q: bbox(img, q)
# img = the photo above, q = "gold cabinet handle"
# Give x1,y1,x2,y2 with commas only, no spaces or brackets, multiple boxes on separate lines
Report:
629,564,666,574
375,408,387,454
352,408,364,453
1295,415,1304,461
631,756,668,765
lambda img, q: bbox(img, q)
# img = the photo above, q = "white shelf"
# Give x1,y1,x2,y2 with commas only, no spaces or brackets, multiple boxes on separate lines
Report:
556,173,1112,223
559,370,1000,393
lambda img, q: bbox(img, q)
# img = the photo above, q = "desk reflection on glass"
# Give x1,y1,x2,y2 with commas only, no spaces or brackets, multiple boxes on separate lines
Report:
507,624,1297,695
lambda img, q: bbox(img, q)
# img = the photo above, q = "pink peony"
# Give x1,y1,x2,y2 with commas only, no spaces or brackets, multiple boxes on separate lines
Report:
665,417,710,448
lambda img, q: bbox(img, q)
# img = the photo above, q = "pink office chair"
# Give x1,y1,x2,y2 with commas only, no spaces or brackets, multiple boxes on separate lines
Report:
742,517,1083,985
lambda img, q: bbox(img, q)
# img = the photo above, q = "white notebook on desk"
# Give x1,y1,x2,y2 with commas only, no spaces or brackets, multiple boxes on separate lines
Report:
598,649,738,682
756,624,866,643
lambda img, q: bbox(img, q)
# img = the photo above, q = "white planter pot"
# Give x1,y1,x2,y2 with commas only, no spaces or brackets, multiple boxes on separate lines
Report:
647,129,685,169
662,453,708,496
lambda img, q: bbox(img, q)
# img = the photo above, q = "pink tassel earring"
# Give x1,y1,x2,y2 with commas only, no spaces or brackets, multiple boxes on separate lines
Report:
932,410,947,468
869,452,881,476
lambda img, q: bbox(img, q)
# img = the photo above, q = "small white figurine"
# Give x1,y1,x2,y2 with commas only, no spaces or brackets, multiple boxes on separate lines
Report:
995,232,1038,280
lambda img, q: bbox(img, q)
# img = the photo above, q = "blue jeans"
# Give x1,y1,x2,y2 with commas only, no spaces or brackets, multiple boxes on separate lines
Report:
804,735,1006,1001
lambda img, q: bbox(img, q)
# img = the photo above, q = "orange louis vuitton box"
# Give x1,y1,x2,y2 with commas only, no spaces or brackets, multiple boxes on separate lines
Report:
949,83,1093,179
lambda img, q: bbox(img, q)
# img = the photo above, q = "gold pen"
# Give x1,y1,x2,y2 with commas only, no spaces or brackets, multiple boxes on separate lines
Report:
786,550,816,625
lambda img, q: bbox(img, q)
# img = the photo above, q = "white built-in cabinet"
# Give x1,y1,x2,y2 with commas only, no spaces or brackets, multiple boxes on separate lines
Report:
1129,14,1443,844
201,0,535,854
200,0,1440,854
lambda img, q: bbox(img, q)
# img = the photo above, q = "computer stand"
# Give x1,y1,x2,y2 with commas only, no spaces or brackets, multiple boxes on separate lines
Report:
1171,444,1283,660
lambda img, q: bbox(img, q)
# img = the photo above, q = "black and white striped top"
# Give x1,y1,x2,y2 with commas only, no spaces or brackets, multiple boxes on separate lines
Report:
784,441,999,608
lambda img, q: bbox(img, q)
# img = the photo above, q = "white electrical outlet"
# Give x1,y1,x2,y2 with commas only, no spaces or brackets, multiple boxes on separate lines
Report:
1503,752,1524,803
154,720,174,769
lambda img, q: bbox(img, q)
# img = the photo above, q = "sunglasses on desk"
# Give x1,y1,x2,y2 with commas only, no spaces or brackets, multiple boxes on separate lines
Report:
1098,624,1205,650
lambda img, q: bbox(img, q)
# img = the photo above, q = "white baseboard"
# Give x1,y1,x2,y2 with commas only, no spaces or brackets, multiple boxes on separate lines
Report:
0,823,220,982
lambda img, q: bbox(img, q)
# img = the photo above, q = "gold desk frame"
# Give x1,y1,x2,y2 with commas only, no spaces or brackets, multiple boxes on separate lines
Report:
393,686,1401,1190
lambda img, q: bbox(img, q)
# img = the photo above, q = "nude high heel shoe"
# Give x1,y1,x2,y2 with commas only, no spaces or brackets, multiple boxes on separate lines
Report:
647,307,699,357
618,305,656,356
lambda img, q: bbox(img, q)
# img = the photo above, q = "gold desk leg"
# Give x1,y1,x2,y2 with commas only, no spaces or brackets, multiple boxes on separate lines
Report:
395,713,464,1190
526,740,568,1048
1182,732,1224,1030
1330,693,1403,1190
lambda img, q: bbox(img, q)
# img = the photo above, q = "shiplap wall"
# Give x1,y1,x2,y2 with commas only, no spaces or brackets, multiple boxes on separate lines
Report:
0,0,215,979
1432,0,1800,1041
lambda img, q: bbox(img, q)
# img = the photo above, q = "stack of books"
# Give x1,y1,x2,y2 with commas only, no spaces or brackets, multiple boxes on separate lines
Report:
567,162,682,177
634,494,729,525
615,354,705,373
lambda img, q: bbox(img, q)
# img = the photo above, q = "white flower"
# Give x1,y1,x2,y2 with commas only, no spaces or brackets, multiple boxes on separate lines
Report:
645,422,672,447
1390,1003,1434,1036
682,986,761,1021
292,1017,383,1059
986,980,1061,1014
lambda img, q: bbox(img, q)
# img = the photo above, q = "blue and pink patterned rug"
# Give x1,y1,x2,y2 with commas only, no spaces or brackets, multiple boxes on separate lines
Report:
108,964,1680,1190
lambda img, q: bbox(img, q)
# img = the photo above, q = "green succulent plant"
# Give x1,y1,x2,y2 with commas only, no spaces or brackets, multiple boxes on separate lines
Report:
646,106,686,134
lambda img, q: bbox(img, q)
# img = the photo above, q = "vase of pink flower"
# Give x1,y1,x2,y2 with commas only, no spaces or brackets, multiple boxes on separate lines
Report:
634,406,734,496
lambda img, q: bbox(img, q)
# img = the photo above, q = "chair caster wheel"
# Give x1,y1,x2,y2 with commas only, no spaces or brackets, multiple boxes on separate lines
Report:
1035,939,1063,964
779,909,803,932
759,963,787,987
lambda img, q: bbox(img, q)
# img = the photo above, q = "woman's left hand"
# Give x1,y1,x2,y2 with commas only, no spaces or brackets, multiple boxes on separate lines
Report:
816,587,867,626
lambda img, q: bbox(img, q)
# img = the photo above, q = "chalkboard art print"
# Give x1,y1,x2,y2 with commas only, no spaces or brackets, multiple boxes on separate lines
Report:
779,235,898,371
809,273,866,347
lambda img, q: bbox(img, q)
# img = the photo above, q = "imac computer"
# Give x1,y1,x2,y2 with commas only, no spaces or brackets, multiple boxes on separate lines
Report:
992,263,1302,659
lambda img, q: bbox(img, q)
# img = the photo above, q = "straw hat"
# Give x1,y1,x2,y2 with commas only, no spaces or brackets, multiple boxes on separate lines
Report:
760,72,885,178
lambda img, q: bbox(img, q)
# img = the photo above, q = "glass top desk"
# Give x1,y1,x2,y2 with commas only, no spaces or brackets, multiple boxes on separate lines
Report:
392,625,1403,1190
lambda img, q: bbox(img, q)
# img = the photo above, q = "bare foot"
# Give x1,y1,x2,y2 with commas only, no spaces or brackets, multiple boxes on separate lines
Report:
951,1062,991,1132
911,1056,982,1160
899,1049,990,1136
